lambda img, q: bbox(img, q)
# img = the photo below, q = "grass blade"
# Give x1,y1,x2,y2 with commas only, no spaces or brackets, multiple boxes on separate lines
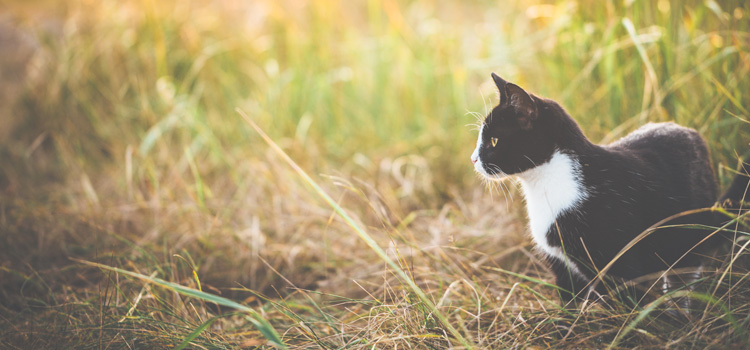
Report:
174,315,221,350
609,291,744,349
238,109,475,349
74,259,288,349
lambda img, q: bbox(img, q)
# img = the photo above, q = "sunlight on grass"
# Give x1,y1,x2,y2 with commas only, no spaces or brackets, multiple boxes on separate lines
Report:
1,0,749,348
76,259,288,349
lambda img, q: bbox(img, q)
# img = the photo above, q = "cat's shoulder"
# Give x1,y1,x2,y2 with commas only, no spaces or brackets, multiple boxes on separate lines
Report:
607,122,703,149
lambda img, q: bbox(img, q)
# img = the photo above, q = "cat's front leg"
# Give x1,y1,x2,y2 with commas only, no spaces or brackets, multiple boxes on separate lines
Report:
549,258,591,307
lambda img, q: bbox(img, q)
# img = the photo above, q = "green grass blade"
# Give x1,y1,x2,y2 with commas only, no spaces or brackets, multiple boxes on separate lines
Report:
238,109,475,349
486,266,567,292
174,315,221,350
622,17,660,114
486,267,576,317
74,259,288,349
609,291,744,349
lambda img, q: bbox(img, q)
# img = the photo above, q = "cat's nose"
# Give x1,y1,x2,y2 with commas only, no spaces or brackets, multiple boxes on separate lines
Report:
471,157,477,164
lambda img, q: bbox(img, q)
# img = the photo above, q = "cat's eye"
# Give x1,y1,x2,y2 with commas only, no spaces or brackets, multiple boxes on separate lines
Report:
491,137,498,147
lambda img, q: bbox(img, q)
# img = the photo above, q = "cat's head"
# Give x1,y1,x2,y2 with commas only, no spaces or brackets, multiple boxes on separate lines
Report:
471,73,557,179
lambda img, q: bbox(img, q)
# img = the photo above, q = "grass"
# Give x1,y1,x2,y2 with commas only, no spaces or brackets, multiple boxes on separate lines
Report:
1,0,749,348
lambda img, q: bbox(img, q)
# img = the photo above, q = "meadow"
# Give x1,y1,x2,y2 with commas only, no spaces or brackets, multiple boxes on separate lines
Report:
1,0,749,348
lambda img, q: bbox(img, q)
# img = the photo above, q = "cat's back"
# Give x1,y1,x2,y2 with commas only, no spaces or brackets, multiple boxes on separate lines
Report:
609,122,696,147
607,122,708,163
605,122,716,205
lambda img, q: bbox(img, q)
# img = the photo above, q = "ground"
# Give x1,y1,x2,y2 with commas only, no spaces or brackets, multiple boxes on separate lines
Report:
1,0,749,348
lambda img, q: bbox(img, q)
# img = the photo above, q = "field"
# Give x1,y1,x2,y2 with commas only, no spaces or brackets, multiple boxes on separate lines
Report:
1,0,750,348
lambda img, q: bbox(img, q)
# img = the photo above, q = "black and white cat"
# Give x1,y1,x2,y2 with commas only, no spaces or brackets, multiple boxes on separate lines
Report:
472,73,749,305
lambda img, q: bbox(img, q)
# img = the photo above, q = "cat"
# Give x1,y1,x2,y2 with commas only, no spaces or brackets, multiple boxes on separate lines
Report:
472,73,749,306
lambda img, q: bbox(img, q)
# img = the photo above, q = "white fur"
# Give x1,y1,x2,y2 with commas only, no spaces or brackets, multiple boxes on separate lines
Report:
470,126,484,174
515,151,588,278
473,138,589,278
471,126,506,179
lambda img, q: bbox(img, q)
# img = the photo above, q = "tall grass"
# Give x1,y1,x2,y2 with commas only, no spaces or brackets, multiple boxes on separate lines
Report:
1,0,748,348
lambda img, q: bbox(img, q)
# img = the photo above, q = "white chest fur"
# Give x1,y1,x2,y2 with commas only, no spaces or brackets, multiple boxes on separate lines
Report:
516,151,588,277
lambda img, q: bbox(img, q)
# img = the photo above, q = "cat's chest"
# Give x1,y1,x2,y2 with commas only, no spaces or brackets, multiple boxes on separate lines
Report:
517,151,589,269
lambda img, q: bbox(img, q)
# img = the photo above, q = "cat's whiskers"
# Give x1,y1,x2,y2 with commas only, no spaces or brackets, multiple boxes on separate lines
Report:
476,171,494,200
464,110,484,130
471,73,750,312
474,166,496,199
494,167,515,201
479,88,490,117
489,174,503,203
498,176,515,202
495,180,511,210
487,178,498,201
464,122,482,131
523,155,538,168
484,164,512,209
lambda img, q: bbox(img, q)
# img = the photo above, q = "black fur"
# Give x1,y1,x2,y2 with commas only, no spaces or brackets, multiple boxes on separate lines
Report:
476,73,749,305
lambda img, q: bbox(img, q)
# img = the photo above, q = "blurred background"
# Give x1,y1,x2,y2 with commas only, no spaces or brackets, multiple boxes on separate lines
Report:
1,0,749,348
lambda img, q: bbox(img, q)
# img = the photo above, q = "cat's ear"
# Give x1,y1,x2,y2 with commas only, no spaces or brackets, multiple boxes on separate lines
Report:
506,83,538,130
491,72,509,104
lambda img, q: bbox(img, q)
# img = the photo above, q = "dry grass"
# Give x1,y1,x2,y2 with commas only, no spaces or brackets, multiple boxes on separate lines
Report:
1,0,749,348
